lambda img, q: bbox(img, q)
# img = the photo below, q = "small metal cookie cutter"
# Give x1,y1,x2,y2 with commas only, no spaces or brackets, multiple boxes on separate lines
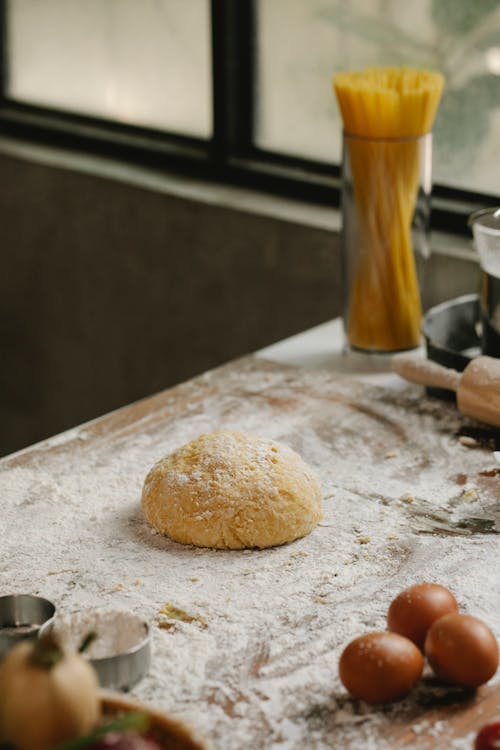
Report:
90,621,151,691
40,609,151,691
0,593,56,658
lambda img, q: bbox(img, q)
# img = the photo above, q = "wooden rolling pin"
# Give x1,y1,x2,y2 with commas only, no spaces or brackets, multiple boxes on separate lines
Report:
392,355,500,428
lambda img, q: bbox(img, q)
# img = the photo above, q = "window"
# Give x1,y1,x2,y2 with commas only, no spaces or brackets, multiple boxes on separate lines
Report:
256,0,500,196
1,0,499,229
7,0,212,138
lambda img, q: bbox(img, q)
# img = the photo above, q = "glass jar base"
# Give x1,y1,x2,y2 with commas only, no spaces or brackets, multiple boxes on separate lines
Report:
347,341,423,356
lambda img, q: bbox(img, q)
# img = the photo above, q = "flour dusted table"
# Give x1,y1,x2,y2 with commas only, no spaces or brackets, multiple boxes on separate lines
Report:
1,323,500,750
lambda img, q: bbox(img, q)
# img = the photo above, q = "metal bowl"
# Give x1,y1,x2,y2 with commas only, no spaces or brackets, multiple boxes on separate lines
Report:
0,594,56,658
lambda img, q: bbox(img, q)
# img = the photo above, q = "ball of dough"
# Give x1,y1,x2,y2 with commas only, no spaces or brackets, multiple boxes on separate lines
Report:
141,430,323,549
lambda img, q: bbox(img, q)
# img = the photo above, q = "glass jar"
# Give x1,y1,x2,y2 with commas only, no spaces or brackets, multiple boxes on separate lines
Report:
341,132,433,353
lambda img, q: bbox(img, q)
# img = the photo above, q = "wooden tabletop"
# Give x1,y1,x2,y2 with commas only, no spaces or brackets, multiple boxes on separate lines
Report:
1,354,499,749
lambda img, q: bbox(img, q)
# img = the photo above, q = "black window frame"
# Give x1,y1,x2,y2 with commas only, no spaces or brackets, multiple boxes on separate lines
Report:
0,0,497,235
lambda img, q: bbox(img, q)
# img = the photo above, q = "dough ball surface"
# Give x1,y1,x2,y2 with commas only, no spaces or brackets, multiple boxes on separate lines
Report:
141,430,323,549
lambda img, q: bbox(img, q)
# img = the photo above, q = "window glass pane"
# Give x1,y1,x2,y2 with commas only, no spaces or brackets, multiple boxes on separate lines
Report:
7,0,212,138
256,0,500,194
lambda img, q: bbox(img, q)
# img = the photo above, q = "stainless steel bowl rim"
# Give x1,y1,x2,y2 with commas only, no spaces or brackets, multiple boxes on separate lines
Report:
0,594,57,657
0,593,56,625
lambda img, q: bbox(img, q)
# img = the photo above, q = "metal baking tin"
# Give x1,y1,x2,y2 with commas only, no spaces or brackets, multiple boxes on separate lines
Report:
422,293,481,399
0,593,56,658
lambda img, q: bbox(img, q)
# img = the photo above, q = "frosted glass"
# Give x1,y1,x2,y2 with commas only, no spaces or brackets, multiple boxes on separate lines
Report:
7,0,212,138
256,0,500,195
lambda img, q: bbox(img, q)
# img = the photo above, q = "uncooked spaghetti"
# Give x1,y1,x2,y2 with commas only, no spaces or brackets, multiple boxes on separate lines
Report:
333,67,444,351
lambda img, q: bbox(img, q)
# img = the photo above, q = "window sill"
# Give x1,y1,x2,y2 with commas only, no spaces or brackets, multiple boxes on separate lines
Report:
0,134,476,263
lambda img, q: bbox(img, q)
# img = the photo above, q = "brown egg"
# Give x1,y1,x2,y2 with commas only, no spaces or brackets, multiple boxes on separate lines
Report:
425,613,499,688
387,582,459,649
339,631,424,704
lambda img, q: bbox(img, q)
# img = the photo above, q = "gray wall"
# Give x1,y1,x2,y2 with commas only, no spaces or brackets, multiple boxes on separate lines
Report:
0,153,342,456
0,151,479,457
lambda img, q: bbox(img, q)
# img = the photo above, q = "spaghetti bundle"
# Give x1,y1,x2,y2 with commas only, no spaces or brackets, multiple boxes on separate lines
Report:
333,67,444,351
